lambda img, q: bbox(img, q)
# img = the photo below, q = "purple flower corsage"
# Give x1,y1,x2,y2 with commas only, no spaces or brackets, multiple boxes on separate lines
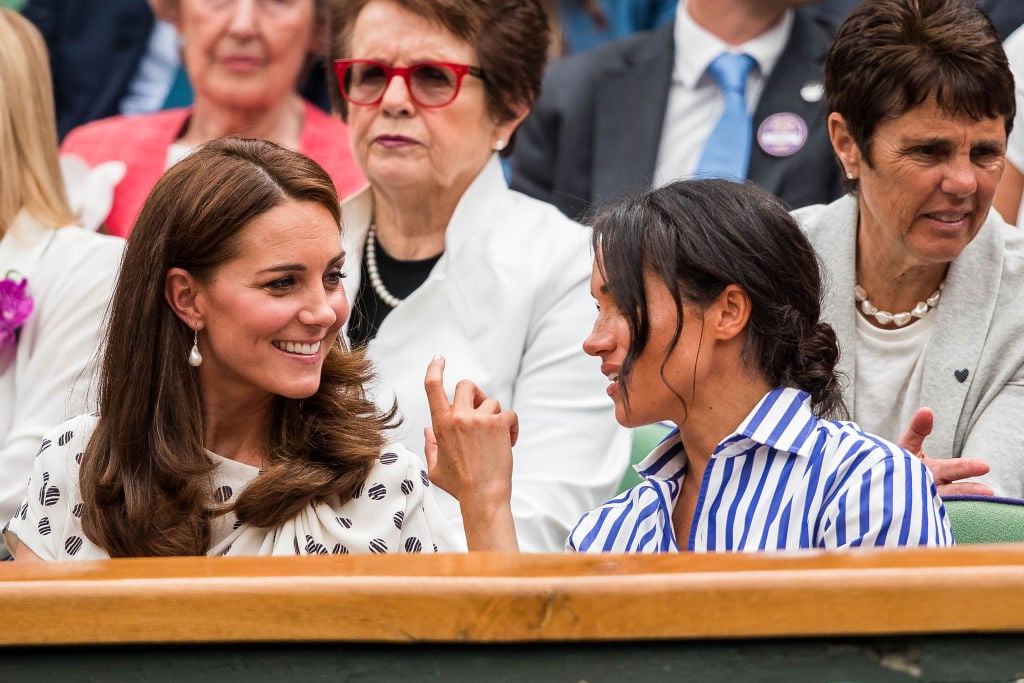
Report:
0,272,33,350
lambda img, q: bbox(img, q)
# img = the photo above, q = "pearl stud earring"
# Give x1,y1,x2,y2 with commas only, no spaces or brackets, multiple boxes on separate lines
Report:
494,140,506,152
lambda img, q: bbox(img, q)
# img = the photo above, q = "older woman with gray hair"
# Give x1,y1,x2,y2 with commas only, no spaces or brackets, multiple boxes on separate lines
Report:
795,0,1023,497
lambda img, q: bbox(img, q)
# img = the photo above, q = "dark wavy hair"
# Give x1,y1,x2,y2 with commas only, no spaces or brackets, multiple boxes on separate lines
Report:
827,0,1014,193
326,0,549,156
592,179,845,421
80,137,396,557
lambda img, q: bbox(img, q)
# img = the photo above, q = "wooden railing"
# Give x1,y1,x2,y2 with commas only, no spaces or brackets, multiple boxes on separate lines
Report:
4,545,1024,646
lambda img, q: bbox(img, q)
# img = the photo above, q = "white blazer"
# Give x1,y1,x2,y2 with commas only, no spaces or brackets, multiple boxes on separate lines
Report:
342,156,629,551
0,211,123,521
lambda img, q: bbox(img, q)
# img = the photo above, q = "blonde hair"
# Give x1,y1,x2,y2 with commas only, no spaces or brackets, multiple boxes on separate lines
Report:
0,9,74,234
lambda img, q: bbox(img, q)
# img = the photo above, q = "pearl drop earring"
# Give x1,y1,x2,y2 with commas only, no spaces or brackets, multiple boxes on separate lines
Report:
188,327,203,367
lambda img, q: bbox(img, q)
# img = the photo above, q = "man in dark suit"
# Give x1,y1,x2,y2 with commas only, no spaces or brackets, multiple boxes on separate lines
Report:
21,0,157,139
510,0,844,220
979,0,1024,39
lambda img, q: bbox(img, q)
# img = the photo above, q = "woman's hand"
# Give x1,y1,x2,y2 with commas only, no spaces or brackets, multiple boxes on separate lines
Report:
424,356,520,551
899,407,993,497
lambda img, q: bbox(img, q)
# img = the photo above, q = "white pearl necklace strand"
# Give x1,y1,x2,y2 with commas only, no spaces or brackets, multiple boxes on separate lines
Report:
854,281,944,327
365,223,402,308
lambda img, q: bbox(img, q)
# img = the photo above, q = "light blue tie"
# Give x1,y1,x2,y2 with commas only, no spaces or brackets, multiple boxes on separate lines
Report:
694,53,756,181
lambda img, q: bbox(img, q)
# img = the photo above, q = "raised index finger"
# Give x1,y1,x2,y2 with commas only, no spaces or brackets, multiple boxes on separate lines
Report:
424,354,451,416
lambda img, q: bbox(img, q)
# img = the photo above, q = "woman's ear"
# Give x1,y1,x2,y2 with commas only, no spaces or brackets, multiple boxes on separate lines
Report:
827,112,862,178
711,284,751,342
165,267,204,329
493,103,531,149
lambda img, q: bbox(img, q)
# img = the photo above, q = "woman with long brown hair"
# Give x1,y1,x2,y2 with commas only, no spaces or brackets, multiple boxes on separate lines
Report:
5,137,456,559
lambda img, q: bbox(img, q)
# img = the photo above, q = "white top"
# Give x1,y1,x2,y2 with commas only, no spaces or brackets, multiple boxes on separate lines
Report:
4,414,462,559
1003,25,1024,225
342,155,630,552
0,213,123,523
652,0,793,187
853,307,936,443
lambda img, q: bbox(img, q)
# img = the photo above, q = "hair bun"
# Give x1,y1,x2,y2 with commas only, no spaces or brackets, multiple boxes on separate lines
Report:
790,322,844,419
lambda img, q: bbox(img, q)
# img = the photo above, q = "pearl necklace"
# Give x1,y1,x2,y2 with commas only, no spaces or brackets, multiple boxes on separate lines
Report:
854,281,944,327
365,223,402,308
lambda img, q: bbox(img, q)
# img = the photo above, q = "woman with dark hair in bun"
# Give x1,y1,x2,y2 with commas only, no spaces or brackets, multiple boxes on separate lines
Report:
426,179,952,552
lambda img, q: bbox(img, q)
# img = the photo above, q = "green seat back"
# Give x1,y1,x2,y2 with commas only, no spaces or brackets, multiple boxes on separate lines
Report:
619,423,674,493
944,495,1024,544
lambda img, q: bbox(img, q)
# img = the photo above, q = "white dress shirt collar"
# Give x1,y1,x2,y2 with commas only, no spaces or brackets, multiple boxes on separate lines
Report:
673,0,794,86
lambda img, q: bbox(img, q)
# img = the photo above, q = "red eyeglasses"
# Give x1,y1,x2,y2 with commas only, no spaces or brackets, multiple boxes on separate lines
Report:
333,59,486,108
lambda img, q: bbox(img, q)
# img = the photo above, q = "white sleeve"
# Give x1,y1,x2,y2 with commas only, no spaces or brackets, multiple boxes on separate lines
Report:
0,232,122,522
501,226,628,552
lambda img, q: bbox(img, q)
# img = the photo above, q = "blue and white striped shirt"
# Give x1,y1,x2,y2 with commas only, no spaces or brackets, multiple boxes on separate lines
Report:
567,387,953,552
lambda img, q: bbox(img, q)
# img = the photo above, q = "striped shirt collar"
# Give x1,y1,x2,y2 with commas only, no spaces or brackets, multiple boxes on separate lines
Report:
637,387,819,482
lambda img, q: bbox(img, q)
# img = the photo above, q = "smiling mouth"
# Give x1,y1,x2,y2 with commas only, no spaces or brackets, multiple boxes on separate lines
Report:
273,340,321,356
925,211,970,223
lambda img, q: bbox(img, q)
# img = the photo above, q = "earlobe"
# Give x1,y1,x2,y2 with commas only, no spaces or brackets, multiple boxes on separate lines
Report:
495,102,531,145
165,267,203,328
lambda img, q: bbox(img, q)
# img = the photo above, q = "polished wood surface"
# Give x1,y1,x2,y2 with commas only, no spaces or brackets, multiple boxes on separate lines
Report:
3,545,1024,645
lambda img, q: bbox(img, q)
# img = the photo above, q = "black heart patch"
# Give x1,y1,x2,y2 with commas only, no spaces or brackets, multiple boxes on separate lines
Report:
954,369,969,383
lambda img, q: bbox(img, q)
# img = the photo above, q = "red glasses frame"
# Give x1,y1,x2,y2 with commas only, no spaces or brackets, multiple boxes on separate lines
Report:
333,59,486,109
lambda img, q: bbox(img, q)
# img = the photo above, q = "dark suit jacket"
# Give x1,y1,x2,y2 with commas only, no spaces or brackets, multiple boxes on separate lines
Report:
979,0,1024,40
21,0,334,141
808,0,1024,40
510,11,844,220
21,0,154,140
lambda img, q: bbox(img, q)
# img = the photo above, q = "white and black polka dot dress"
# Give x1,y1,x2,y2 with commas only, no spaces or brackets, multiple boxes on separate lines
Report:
3,414,463,559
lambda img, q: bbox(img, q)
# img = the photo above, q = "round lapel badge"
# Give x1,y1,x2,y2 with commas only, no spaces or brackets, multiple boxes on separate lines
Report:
757,112,808,157
800,80,824,103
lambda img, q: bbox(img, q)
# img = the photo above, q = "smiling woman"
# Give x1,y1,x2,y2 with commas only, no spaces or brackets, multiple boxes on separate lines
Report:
3,138,460,560
168,198,350,412
793,0,1024,499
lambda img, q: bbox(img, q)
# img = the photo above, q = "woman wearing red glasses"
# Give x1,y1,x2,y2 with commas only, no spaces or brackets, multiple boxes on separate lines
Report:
326,0,626,552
